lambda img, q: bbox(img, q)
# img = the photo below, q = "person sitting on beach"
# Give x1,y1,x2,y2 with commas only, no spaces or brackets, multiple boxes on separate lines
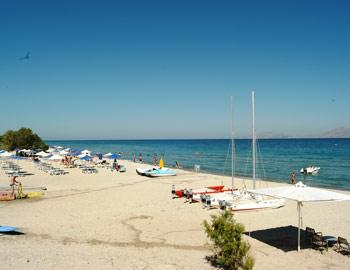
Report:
113,159,119,171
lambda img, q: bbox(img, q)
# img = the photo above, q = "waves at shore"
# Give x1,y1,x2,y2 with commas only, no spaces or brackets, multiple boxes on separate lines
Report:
46,138,350,190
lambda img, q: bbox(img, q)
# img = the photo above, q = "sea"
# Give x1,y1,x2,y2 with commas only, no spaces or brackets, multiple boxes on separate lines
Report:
46,139,350,190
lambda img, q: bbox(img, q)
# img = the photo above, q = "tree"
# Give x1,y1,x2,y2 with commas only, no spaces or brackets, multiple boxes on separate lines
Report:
0,128,48,151
203,211,254,270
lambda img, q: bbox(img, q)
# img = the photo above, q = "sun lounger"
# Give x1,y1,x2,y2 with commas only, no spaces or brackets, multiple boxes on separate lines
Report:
305,227,322,247
335,237,350,256
311,233,328,252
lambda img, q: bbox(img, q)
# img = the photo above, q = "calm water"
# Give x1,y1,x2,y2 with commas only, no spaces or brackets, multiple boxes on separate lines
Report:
46,139,350,190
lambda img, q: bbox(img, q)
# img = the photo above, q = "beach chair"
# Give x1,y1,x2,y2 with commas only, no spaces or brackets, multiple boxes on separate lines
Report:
305,227,321,247
335,237,350,256
311,233,327,252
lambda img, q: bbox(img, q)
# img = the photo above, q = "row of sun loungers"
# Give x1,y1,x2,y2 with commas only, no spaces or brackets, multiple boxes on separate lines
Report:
81,166,98,174
1,161,27,177
35,162,67,176
305,226,350,255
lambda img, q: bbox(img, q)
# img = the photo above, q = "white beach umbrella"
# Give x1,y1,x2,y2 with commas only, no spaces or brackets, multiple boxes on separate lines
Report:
48,154,63,161
81,149,91,155
77,153,90,158
47,148,56,153
59,150,70,155
250,182,350,251
103,152,113,157
0,151,12,157
36,151,50,157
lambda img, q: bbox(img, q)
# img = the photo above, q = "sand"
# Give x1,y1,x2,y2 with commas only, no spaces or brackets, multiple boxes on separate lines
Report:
0,159,349,269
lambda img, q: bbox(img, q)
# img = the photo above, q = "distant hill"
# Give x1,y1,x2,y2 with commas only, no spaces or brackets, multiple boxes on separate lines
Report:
319,127,350,138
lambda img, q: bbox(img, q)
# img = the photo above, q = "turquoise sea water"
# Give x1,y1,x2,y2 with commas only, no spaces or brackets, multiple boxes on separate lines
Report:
46,139,350,190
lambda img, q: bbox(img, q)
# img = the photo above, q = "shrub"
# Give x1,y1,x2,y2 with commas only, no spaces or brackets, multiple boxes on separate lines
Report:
203,211,254,270
0,127,48,151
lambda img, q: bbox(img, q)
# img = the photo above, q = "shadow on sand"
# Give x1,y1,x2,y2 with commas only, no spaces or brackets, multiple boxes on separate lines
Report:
244,225,309,252
0,231,25,236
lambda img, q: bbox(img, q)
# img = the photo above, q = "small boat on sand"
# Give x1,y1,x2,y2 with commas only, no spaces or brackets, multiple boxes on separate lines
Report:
300,166,320,174
172,185,234,202
145,168,176,177
136,167,159,176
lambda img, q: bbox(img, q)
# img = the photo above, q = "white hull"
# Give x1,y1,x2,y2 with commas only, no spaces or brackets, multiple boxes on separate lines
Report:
226,197,285,211
204,190,285,211
136,167,159,176
145,168,176,177
300,167,320,174
203,190,253,208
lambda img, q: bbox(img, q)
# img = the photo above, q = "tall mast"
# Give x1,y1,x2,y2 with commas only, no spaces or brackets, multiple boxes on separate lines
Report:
231,96,235,190
252,91,256,189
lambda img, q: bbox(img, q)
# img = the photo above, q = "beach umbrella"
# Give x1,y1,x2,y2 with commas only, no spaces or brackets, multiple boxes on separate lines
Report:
47,148,57,153
108,153,121,159
70,149,82,156
103,152,113,157
48,154,63,161
251,182,350,251
59,150,70,155
0,151,12,157
80,155,92,161
78,153,91,158
81,149,91,155
35,151,50,157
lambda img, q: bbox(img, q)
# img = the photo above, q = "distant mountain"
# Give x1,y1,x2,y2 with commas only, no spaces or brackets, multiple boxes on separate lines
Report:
319,127,350,138
257,131,290,139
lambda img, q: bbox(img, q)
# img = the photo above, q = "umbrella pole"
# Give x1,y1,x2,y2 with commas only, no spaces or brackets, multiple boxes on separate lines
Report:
298,201,301,252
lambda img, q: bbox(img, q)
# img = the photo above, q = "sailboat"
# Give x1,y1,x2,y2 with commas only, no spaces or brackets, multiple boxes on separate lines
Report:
204,92,285,211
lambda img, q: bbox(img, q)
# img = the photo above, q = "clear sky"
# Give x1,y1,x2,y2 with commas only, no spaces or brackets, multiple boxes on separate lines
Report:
0,0,349,139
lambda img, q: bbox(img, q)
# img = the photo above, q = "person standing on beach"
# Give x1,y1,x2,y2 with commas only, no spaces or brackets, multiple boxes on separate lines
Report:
10,176,20,195
139,153,143,163
153,154,158,165
133,154,136,162
290,171,296,184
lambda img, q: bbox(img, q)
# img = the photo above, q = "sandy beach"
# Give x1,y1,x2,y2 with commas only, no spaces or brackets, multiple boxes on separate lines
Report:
1,159,349,270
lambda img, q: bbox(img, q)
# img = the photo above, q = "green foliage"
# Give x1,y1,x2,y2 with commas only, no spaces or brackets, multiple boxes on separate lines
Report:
203,211,254,270
0,127,48,151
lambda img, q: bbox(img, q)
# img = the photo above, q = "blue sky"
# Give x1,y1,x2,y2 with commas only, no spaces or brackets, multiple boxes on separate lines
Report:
0,0,349,139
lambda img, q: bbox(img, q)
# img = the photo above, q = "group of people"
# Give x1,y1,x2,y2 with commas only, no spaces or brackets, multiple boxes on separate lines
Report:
61,156,74,166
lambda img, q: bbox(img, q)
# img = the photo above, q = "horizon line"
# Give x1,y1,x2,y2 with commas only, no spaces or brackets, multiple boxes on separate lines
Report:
44,137,350,141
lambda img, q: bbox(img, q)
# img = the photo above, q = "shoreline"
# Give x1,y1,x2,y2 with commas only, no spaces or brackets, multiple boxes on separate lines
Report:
1,158,349,269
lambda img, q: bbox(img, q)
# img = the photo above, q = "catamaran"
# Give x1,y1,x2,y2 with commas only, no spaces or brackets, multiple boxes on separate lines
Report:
203,92,285,211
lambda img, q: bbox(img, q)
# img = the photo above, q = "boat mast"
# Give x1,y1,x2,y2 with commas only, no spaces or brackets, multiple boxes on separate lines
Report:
252,91,256,189
231,96,235,190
